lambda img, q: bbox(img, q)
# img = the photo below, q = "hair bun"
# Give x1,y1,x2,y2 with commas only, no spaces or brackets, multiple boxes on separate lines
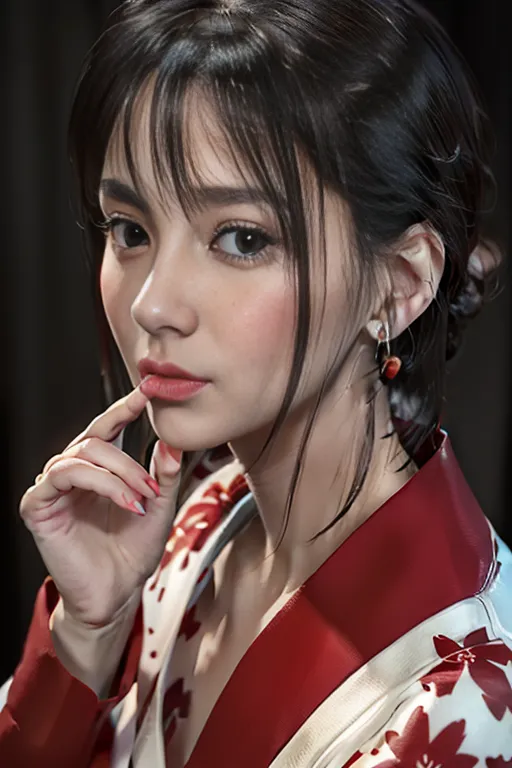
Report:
446,241,501,361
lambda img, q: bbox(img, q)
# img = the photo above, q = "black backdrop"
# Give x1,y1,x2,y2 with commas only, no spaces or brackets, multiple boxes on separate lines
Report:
0,0,509,683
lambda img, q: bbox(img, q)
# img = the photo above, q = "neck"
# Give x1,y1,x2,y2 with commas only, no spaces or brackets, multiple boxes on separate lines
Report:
229,354,417,593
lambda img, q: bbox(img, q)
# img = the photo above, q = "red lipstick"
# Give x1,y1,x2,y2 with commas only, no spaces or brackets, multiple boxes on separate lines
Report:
138,358,209,402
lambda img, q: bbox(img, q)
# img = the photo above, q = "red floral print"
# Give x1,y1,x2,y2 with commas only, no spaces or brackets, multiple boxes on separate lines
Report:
162,678,191,743
369,707,477,767
203,474,248,507
149,473,248,588
343,708,478,768
421,628,512,720
342,751,363,767
178,605,201,641
486,759,512,768
138,475,248,737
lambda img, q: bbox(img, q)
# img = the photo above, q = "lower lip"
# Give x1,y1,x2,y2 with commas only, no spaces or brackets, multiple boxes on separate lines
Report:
140,375,208,402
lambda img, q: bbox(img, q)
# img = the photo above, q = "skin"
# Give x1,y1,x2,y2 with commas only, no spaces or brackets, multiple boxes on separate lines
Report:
19,85,445,758
99,89,445,597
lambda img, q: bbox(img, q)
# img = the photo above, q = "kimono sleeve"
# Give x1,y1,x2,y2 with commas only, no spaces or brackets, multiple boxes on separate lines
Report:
0,576,143,768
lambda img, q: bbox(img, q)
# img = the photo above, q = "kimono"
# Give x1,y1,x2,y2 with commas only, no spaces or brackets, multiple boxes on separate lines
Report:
0,431,511,767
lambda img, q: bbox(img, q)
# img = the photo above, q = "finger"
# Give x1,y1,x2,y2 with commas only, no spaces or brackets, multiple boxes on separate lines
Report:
42,438,160,500
145,441,182,528
150,441,182,495
64,387,150,451
21,458,148,523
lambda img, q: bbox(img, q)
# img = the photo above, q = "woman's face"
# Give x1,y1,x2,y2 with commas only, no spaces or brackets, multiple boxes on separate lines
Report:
99,94,364,454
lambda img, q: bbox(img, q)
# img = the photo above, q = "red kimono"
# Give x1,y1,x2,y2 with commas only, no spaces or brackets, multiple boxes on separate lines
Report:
1,433,511,766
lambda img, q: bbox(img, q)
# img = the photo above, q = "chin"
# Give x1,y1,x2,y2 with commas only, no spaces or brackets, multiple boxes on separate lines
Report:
145,403,236,453
145,391,280,456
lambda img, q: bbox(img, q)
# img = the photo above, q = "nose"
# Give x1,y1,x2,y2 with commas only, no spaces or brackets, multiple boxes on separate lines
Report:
131,235,199,338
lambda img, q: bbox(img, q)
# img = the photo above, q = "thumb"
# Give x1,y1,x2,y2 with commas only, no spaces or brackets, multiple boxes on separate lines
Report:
147,440,183,524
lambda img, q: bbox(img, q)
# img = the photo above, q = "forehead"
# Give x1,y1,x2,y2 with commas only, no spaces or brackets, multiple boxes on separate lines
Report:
99,80,350,255
101,85,254,204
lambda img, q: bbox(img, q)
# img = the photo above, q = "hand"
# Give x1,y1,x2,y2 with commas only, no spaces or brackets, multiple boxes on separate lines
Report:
20,387,182,627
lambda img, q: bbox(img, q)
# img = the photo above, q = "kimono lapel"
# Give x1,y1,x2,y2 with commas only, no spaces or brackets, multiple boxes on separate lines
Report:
268,595,496,767
110,463,254,768
186,434,494,768
134,496,256,767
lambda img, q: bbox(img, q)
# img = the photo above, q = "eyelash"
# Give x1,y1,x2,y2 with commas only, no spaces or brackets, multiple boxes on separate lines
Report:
98,215,279,266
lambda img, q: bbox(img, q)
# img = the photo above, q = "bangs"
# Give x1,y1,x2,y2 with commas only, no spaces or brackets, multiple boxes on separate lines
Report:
114,74,309,264
94,16,355,395
69,0,380,538
70,2,368,315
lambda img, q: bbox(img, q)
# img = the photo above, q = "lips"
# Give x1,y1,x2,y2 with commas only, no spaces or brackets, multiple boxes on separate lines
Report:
137,357,208,382
137,357,209,403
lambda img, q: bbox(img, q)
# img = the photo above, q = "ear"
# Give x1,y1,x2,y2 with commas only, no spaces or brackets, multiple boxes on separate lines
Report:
368,223,445,340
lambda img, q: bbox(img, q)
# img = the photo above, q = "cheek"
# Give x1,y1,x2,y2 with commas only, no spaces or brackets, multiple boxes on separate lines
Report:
99,258,134,349
227,281,296,369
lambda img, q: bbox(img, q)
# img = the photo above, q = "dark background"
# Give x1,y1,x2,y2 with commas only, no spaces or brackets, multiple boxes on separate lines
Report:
0,0,510,682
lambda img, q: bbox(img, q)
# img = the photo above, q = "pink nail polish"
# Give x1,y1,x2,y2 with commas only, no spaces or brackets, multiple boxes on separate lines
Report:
146,477,161,496
122,493,146,516
158,442,183,464
166,445,183,463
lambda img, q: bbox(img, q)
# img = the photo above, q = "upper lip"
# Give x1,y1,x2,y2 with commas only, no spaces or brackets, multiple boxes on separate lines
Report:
137,357,208,381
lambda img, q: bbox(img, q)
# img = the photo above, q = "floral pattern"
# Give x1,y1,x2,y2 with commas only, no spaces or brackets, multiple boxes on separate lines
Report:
178,605,201,641
139,475,249,746
343,708,478,768
149,474,248,588
343,752,364,766
421,628,512,720
121,456,512,767
341,625,512,768
162,678,191,743
378,707,477,767
135,475,248,738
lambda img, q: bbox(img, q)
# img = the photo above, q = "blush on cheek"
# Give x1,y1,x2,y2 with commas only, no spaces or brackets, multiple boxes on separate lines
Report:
235,288,296,366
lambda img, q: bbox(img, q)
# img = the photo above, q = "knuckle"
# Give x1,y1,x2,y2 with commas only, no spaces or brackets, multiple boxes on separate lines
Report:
47,457,73,479
42,456,59,474
74,437,96,456
46,464,60,482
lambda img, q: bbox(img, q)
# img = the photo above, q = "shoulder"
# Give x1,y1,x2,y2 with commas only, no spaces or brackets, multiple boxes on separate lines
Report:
338,624,512,767
337,533,512,767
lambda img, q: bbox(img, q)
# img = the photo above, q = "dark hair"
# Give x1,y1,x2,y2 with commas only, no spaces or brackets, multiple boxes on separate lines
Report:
69,0,500,536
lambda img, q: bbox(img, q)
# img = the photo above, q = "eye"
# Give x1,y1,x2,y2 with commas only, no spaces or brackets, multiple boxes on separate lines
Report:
211,224,277,264
101,217,150,250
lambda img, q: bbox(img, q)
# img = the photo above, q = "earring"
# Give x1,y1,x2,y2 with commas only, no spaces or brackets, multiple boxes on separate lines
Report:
376,322,402,381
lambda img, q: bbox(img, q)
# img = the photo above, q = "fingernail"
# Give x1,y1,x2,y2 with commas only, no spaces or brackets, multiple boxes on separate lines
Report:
167,446,183,463
146,477,161,496
122,494,146,516
159,442,183,464
132,500,146,516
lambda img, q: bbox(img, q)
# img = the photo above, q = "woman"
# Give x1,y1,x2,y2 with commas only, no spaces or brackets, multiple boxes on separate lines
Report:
1,0,511,765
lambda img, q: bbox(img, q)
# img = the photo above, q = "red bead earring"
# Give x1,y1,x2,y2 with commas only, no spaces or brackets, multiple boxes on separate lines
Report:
377,323,402,381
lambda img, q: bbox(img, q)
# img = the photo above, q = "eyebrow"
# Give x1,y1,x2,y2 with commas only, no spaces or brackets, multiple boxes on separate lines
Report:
99,178,275,215
99,179,151,215
193,185,274,210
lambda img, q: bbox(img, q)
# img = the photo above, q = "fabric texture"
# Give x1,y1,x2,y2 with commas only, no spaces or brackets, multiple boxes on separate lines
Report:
0,435,511,766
